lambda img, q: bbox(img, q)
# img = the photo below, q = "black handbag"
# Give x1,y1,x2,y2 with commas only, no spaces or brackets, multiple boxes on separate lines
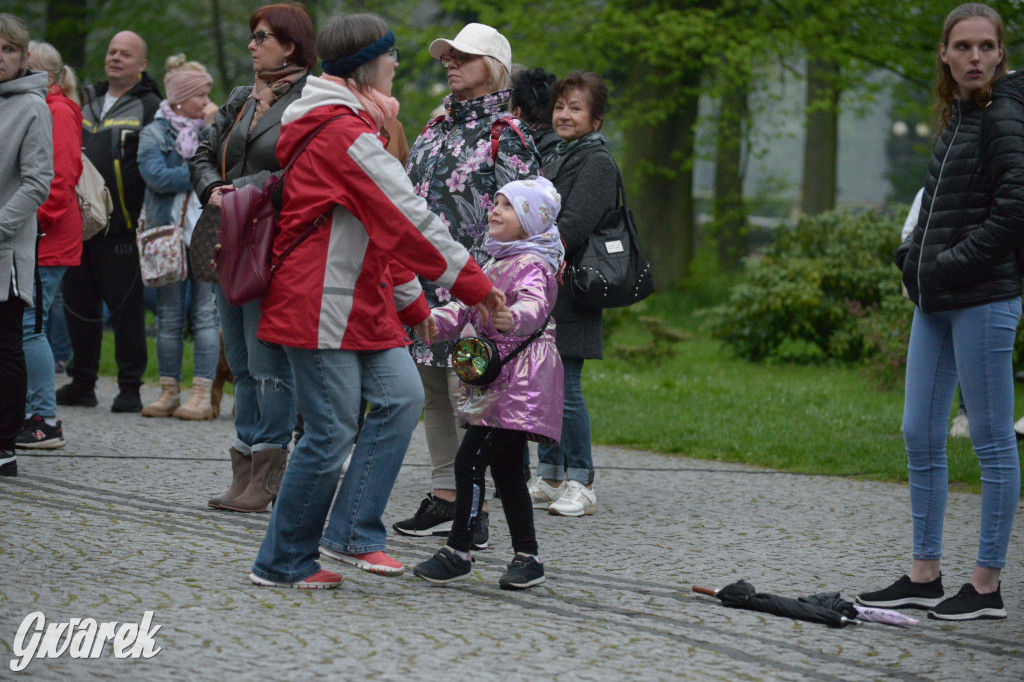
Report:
452,317,550,386
567,170,655,309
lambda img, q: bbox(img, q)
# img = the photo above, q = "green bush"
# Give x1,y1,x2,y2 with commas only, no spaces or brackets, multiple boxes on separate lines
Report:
701,208,912,371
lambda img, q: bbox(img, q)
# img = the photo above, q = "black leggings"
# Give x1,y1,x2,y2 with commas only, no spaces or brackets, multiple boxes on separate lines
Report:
448,425,538,555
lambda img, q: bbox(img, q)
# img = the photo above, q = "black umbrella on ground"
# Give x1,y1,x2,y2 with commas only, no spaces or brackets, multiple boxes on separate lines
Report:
692,580,860,628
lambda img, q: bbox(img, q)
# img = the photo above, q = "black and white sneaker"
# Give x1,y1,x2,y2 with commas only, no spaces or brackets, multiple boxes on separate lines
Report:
498,554,545,590
413,547,473,584
928,583,1006,621
856,574,945,609
16,416,67,450
472,511,489,550
0,450,16,477
393,494,455,537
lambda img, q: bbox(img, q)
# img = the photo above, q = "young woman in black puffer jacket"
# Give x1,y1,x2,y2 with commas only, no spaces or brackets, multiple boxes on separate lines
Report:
858,2,1024,622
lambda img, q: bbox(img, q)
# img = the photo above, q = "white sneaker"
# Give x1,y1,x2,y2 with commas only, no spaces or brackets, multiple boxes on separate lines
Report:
528,477,565,510
548,480,596,517
949,409,970,439
1014,416,1024,439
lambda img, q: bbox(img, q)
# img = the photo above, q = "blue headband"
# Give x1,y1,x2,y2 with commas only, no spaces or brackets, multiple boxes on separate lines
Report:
321,30,395,77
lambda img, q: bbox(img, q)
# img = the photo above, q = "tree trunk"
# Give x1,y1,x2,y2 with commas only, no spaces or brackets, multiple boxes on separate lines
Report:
209,0,232,97
800,58,840,216
713,80,749,270
623,86,700,289
46,0,90,71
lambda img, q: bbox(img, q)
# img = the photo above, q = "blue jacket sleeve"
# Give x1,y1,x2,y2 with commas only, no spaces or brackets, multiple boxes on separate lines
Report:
138,123,193,194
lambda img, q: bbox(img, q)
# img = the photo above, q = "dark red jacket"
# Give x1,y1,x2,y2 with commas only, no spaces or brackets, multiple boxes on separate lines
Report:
37,85,83,266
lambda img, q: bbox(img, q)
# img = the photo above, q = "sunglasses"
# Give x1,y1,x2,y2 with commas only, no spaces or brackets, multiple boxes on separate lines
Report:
250,31,277,46
439,51,480,68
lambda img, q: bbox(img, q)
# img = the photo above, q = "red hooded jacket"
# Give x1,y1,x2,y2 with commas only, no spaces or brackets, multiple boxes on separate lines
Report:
257,76,493,350
37,85,83,266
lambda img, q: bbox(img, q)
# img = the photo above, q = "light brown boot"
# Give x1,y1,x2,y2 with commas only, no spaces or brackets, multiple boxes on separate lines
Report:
173,377,214,420
208,448,251,509
218,448,288,513
141,377,180,418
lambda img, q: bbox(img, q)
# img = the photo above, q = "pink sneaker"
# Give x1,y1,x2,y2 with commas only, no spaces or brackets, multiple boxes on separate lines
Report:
319,547,405,576
249,568,343,589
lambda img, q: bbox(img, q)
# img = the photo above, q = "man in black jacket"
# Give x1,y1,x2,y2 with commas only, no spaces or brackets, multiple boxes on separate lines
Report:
57,31,161,412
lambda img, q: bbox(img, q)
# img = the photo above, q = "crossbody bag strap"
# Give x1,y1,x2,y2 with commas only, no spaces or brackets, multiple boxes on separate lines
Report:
496,314,551,370
220,103,248,181
267,112,352,272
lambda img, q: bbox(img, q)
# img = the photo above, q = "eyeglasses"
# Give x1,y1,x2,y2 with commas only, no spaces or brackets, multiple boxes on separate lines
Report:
387,48,400,64
439,51,479,69
250,31,277,46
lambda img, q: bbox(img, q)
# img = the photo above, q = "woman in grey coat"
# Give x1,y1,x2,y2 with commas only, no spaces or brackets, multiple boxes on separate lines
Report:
189,3,315,512
0,14,54,477
530,71,617,516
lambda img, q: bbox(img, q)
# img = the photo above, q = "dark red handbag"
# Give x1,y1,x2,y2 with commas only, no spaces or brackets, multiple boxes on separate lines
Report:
216,114,346,306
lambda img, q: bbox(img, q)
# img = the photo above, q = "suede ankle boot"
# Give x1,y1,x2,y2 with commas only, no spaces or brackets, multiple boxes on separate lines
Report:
208,448,251,509
218,448,288,513
173,377,214,420
141,377,180,418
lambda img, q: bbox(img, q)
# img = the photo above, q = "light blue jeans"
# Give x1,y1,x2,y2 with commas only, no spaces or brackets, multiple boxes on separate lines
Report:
538,357,594,484
23,266,67,418
251,346,423,583
903,298,1021,568
215,286,294,454
154,268,219,381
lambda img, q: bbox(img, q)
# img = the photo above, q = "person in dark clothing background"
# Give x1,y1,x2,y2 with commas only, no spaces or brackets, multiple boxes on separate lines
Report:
57,30,161,413
510,67,559,162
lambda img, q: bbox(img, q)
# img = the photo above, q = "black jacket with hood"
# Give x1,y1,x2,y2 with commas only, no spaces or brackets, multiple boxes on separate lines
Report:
898,70,1024,313
81,73,162,239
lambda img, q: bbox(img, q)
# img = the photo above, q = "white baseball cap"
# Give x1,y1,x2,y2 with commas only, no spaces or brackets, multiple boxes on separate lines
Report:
429,23,511,73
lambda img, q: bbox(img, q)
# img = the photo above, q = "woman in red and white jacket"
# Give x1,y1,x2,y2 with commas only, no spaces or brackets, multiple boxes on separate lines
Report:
16,42,83,450
248,13,504,589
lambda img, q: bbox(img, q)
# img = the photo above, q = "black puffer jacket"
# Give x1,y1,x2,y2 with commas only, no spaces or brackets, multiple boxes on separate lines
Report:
898,70,1024,313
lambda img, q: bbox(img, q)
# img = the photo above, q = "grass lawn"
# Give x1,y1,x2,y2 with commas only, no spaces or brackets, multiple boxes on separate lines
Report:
586,302,1024,493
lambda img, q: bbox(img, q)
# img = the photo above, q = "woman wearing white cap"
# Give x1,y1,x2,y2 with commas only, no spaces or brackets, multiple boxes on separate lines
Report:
393,23,541,547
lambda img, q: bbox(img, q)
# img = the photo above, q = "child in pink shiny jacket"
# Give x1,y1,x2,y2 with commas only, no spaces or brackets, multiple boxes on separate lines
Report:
413,177,564,590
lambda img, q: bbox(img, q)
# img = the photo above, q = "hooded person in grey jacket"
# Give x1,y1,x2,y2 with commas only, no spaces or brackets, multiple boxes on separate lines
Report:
0,14,55,477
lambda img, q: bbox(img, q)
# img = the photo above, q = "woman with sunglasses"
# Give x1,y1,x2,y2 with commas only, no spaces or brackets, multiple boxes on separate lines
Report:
190,2,315,513
393,23,541,547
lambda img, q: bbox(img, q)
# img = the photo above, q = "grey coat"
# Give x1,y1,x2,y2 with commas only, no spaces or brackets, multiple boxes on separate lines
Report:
190,76,308,203
0,71,54,304
542,141,618,359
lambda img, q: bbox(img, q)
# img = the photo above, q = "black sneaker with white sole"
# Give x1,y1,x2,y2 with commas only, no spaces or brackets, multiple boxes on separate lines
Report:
0,450,16,477
498,554,545,590
16,416,67,450
928,583,1006,621
472,511,489,550
413,547,473,584
393,494,455,537
856,574,945,609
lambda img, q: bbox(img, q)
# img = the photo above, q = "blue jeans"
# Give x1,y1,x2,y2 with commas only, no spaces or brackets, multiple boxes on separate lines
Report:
215,286,294,453
537,357,593,484
155,269,219,380
903,298,1021,568
23,266,67,417
252,346,423,583
47,286,71,365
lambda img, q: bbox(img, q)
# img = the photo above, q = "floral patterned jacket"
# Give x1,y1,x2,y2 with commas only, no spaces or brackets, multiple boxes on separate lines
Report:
406,88,541,367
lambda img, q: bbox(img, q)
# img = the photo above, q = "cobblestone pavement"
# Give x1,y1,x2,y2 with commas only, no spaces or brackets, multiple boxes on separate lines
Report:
1,378,1022,680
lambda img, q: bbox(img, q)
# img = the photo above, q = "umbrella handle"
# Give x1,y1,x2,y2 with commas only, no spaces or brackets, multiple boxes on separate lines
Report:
691,586,718,596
